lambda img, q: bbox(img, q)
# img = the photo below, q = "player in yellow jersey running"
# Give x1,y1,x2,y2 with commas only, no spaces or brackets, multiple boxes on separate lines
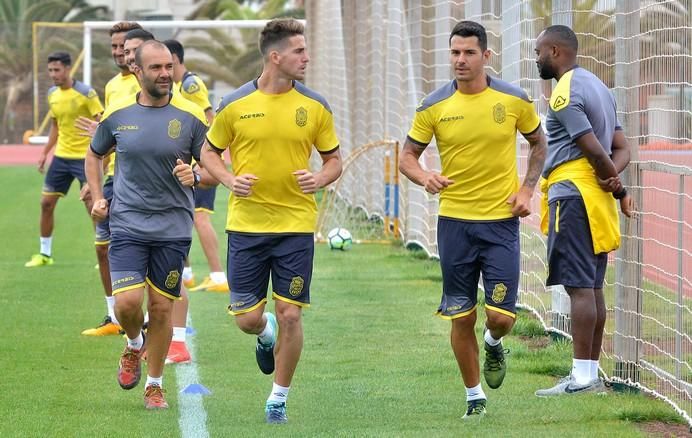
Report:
79,22,145,336
201,18,342,424
399,21,547,420
25,52,103,268
163,38,228,295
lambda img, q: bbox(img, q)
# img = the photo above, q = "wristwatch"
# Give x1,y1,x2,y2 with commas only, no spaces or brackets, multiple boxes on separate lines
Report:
193,172,201,187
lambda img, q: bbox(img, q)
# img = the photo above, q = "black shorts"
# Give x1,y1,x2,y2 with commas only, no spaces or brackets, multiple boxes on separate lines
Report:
42,156,85,196
546,197,608,289
437,217,520,319
109,236,191,300
227,232,314,315
194,186,216,213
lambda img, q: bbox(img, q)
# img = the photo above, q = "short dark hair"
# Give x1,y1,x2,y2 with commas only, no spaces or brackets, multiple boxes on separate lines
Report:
449,20,488,52
124,28,155,43
109,21,142,36
134,40,169,68
259,18,304,56
543,25,579,51
163,39,184,63
47,51,71,66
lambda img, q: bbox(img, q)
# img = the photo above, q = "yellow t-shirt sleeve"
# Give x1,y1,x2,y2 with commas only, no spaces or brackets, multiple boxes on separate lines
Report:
182,78,211,111
517,99,541,134
407,107,435,145
87,90,104,117
315,108,339,153
206,108,232,150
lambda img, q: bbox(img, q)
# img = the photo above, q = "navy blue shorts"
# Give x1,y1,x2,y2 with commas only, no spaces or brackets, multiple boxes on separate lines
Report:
546,197,608,289
109,236,191,300
194,186,216,213
42,156,86,196
227,232,314,314
94,177,113,245
437,217,520,319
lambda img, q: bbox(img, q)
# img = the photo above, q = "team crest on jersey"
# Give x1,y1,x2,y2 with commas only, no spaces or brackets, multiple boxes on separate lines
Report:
168,119,181,139
493,103,506,124
289,276,304,296
165,270,180,289
552,95,567,110
296,107,307,127
491,283,507,303
186,82,200,94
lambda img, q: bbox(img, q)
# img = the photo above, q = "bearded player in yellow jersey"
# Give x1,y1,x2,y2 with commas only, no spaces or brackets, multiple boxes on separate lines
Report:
25,52,103,268
79,22,146,336
400,21,547,419
201,18,342,424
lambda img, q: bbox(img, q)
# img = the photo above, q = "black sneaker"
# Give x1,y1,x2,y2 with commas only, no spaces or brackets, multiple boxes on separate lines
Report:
255,312,277,374
462,398,486,420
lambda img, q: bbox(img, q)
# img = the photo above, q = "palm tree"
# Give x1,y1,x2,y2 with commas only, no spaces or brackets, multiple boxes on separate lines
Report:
182,0,305,89
0,0,109,142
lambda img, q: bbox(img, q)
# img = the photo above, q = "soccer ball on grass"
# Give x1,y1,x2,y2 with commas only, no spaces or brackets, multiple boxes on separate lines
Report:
327,227,353,251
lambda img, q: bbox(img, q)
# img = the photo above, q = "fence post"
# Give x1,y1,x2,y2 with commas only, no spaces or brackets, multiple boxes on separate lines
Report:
613,0,642,382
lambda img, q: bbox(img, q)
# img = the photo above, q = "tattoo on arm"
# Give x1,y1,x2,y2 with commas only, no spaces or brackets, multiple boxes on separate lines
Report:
522,128,547,189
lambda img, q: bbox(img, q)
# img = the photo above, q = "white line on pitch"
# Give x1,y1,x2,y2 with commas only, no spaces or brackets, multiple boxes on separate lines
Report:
176,312,210,438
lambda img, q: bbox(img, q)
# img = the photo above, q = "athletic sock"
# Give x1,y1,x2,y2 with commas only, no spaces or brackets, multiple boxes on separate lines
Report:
172,326,186,343
572,359,592,385
267,382,290,404
210,271,227,284
465,383,486,401
40,237,52,257
484,328,501,347
127,332,144,350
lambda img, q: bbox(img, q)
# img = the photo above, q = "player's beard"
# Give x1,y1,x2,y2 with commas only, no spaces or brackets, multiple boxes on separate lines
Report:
537,59,557,80
144,77,170,99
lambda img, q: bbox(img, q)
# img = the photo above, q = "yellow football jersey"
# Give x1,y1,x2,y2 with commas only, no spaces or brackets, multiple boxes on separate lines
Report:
103,72,140,176
207,80,339,233
408,77,540,220
178,71,211,112
47,80,104,159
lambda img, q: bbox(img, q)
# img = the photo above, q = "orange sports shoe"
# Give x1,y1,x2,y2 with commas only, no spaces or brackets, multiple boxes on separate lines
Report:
144,384,169,409
165,341,191,365
118,344,144,390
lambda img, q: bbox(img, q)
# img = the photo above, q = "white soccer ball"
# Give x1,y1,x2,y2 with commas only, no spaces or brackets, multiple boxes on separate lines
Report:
327,227,353,251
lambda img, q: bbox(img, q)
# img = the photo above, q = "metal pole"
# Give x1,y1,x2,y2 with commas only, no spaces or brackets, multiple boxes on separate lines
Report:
676,175,684,379
83,26,92,86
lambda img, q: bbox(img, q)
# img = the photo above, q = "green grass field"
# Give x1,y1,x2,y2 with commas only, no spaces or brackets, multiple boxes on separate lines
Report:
0,166,683,437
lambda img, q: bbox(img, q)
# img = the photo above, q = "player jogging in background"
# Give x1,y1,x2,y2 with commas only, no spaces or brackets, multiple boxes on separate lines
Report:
25,52,103,268
86,40,208,410
399,20,547,420
80,21,143,337
162,38,224,366
201,18,342,424
534,24,633,397
163,38,228,295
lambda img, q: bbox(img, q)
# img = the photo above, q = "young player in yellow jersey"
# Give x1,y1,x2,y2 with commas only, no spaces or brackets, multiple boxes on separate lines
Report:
201,18,342,424
399,21,547,419
79,22,144,337
25,52,103,268
162,38,225,366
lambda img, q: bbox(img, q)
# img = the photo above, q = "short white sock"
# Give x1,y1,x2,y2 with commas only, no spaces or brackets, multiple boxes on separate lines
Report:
172,326,186,343
258,313,274,345
105,296,118,324
590,360,600,380
465,383,486,401
40,237,52,257
143,312,149,325
146,375,162,388
484,329,501,347
210,271,227,284
267,382,290,404
127,333,144,350
182,266,193,281
572,359,592,385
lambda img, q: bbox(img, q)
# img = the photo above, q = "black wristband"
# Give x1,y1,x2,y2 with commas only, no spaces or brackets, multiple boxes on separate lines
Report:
613,187,627,200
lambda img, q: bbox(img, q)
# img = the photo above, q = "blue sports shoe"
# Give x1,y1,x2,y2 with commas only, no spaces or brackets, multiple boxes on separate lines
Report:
265,401,288,424
255,312,277,375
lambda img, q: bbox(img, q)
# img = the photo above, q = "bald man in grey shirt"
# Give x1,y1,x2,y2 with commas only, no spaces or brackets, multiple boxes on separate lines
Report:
86,40,208,410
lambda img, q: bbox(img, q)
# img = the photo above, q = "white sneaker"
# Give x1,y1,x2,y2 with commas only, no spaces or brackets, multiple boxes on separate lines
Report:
535,375,607,397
